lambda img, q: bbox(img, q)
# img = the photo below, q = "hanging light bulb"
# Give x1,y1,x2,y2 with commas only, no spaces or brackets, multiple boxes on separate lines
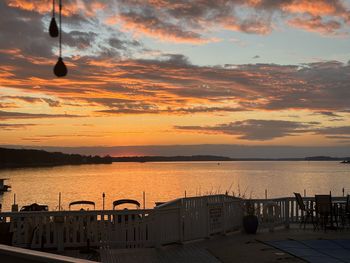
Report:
54,57,67,77
49,0,59,37
53,0,68,77
49,18,59,38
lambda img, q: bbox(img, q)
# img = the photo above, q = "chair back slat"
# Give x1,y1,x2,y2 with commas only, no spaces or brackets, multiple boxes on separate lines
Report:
294,192,305,210
315,195,331,215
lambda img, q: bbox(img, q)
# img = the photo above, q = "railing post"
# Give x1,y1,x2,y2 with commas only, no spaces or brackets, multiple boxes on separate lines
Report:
284,198,290,229
222,199,226,235
179,201,184,244
154,210,161,248
206,196,210,238
54,215,65,251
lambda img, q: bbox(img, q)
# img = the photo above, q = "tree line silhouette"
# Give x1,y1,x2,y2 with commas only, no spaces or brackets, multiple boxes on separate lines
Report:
1,147,349,169
0,147,112,168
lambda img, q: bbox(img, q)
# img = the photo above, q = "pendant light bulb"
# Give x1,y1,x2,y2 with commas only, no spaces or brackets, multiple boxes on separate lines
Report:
54,57,68,77
49,17,59,37
49,17,59,38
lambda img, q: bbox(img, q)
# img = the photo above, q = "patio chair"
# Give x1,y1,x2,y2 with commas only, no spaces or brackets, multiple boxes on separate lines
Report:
315,195,332,231
294,192,314,229
340,195,350,228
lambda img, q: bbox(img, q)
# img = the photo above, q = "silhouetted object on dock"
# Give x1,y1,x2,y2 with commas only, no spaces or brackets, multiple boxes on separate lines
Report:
113,199,140,210
54,57,67,77
49,0,59,37
69,200,95,210
0,179,11,194
113,199,141,223
20,203,48,212
0,210,12,245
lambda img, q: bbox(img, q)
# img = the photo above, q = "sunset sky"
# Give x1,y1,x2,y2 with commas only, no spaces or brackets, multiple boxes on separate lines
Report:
1,0,350,155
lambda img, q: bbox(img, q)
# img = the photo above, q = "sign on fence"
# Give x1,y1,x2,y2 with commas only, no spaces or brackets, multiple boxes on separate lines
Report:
208,205,223,234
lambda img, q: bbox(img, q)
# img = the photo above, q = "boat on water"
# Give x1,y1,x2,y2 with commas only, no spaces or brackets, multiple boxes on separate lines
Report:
113,199,140,210
113,199,141,223
20,203,49,212
69,200,96,210
0,178,11,194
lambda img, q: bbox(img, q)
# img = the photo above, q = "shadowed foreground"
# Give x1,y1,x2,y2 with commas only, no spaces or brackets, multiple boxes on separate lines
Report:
97,227,350,263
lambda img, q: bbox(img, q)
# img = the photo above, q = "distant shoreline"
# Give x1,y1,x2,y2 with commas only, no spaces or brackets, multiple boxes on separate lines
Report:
112,156,350,162
0,147,112,169
1,147,349,170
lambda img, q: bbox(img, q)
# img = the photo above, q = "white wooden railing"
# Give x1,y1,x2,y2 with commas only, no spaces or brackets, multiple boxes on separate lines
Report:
0,195,242,250
0,195,345,250
0,209,155,250
250,196,347,228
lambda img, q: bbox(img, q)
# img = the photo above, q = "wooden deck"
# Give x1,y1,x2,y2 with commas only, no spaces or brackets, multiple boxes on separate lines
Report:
3,224,350,262
207,226,350,263
100,244,220,263
98,226,350,263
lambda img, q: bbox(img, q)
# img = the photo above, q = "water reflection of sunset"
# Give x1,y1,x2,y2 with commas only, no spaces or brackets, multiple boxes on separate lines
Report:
1,161,349,212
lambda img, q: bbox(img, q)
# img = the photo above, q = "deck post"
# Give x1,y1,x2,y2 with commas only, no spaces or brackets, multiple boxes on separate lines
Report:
284,198,290,229
154,210,161,248
222,199,226,235
54,215,65,251
179,200,184,243
206,196,210,238
56,223,64,251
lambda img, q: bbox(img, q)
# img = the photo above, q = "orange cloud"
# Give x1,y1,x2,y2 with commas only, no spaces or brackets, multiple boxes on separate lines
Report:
221,17,272,35
5,0,350,43
118,13,212,44
2,49,349,117
288,16,343,36
7,0,52,14
6,0,106,17
283,1,343,17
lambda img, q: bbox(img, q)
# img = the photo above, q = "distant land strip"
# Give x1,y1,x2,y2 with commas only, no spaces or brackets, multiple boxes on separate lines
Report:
0,147,113,169
112,156,350,162
1,147,350,169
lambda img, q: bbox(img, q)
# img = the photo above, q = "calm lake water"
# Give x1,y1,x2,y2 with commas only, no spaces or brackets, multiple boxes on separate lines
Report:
0,161,349,212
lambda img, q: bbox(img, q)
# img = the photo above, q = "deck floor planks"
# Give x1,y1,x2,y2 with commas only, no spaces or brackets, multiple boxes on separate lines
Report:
99,244,220,263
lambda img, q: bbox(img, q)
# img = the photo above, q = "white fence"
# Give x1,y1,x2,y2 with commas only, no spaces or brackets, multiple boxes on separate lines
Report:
0,195,345,250
0,195,242,250
250,196,347,228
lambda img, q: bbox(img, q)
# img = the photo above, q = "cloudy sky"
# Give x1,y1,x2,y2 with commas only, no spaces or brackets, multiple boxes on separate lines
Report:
1,0,350,155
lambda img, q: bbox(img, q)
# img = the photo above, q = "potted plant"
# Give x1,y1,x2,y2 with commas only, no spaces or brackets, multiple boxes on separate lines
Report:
242,200,259,234
232,186,259,234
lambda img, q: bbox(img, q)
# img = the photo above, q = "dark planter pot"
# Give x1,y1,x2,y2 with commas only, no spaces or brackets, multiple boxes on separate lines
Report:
243,215,258,234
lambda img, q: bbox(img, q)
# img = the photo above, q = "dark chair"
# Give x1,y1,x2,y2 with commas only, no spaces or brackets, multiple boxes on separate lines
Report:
294,192,314,229
340,195,350,228
315,195,332,231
